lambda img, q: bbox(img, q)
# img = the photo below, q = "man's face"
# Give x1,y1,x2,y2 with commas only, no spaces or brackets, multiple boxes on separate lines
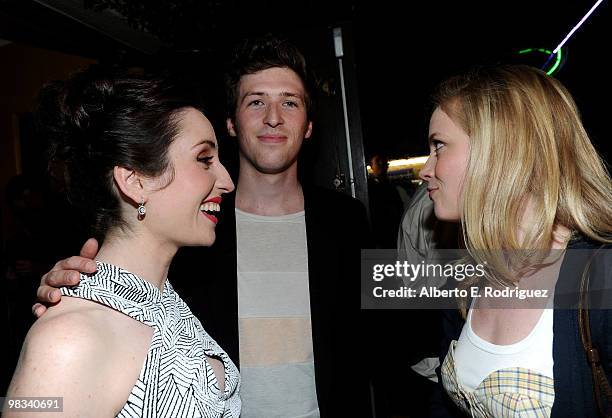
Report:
371,156,388,177
227,67,312,175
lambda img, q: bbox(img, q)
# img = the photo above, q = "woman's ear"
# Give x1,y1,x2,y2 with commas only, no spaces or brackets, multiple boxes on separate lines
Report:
113,166,145,205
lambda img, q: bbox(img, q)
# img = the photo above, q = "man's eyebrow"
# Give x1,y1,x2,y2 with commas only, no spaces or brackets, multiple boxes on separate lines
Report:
192,139,217,149
280,92,303,99
240,92,265,103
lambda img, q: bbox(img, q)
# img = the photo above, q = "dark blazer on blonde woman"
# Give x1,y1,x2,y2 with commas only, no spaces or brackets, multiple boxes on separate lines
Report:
437,237,612,418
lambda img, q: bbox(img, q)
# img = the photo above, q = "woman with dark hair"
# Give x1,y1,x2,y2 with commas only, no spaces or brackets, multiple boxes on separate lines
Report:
5,67,241,417
420,65,611,417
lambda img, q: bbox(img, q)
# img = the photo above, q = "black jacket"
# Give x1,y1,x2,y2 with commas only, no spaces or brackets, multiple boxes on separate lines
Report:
170,185,372,417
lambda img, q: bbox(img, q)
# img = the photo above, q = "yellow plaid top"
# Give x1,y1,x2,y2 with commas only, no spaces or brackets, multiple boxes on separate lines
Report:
441,340,555,417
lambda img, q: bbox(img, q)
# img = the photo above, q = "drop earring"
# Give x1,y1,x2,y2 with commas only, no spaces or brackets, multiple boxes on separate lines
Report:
137,199,146,220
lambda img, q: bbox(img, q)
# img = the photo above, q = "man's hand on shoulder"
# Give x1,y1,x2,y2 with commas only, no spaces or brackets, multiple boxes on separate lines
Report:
32,238,98,318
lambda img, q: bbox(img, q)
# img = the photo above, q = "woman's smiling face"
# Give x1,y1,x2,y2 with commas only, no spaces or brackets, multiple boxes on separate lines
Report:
144,108,234,248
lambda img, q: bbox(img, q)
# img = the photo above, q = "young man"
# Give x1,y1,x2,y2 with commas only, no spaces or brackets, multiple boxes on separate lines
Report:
35,36,370,417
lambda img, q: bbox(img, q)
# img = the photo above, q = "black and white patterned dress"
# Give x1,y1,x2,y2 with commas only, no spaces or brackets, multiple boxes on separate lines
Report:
61,261,241,418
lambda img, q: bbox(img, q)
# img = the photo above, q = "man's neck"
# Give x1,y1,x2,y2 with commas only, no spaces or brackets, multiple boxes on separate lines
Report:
235,165,304,216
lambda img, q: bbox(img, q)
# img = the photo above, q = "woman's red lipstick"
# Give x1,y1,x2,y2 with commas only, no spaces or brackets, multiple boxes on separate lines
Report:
200,196,222,224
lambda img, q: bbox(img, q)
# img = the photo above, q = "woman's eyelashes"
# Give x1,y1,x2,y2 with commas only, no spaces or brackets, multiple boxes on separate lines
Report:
197,155,214,168
432,139,446,154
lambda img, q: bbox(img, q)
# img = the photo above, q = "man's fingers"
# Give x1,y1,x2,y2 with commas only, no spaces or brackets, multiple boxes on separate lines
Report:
80,238,99,259
44,269,81,287
36,285,61,303
54,256,97,275
32,303,47,318
33,240,97,318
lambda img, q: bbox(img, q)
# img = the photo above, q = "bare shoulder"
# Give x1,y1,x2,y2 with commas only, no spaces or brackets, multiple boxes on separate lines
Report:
6,297,153,417
22,297,113,368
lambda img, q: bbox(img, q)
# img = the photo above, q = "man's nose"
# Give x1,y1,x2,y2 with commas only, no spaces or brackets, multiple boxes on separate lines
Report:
263,104,283,127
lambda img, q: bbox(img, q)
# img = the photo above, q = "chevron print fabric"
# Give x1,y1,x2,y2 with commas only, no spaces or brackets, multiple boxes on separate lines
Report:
61,261,241,417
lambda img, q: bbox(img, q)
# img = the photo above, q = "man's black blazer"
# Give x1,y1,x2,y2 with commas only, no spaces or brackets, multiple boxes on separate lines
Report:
170,185,371,417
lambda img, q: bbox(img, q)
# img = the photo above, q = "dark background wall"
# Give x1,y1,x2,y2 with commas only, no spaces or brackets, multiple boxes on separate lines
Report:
0,0,609,406
354,0,610,162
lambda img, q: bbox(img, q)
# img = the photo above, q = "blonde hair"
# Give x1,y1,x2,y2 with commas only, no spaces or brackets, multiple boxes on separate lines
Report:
433,65,612,285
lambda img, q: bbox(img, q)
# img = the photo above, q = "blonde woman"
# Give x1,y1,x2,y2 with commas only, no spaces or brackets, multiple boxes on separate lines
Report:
419,65,612,417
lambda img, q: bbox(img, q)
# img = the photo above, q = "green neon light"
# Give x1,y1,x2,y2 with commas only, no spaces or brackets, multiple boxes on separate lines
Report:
546,48,562,75
518,48,562,75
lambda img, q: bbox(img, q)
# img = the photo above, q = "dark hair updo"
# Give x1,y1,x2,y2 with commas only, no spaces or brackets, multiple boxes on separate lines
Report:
36,65,200,242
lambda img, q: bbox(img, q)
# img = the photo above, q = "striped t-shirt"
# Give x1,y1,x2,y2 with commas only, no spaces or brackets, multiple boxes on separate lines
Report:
235,208,320,418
